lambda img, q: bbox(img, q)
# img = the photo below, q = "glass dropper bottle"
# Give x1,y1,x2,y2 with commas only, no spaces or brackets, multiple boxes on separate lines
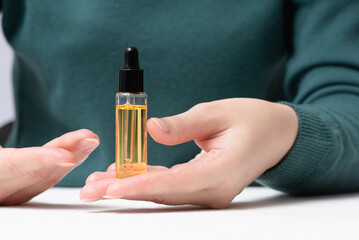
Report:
115,47,147,178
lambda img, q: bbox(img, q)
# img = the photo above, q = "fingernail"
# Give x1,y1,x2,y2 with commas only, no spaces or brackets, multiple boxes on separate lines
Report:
103,195,114,199
151,118,170,133
103,195,122,199
81,197,101,202
57,162,76,167
77,138,100,153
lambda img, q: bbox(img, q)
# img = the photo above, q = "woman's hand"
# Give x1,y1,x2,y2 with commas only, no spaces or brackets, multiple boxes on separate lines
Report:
80,98,298,208
0,129,99,205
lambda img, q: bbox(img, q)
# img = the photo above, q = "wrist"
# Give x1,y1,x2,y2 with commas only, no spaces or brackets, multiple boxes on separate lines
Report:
269,102,299,168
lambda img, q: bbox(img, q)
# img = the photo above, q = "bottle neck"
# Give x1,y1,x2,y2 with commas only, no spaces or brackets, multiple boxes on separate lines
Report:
116,92,147,106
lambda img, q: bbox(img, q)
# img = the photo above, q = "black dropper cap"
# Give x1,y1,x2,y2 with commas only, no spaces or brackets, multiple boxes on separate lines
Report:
119,47,144,92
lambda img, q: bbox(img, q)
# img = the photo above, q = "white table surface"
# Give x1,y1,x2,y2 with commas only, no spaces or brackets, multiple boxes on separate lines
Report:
1,187,358,240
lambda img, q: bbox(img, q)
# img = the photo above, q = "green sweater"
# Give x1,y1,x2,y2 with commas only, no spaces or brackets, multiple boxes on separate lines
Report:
1,0,359,194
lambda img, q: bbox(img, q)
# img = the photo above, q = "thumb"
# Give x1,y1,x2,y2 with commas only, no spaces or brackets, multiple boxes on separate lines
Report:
147,103,228,145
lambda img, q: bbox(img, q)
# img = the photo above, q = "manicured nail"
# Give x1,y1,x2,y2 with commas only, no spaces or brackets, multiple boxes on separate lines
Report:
151,118,170,133
57,162,76,167
77,138,100,153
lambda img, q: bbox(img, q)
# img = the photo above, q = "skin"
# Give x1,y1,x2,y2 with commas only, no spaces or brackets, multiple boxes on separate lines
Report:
80,98,298,209
0,129,99,205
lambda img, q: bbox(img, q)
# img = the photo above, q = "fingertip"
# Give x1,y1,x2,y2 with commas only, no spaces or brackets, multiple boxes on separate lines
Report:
147,118,160,135
81,179,112,201
85,171,103,184
79,183,96,200
73,129,100,141
107,163,116,172
74,130,100,153
77,138,100,153
44,129,100,150
147,118,177,146
79,185,87,197
148,118,170,133
147,119,163,141
85,175,96,185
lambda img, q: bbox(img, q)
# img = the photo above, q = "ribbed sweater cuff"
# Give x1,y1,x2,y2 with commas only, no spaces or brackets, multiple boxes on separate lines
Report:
256,102,334,193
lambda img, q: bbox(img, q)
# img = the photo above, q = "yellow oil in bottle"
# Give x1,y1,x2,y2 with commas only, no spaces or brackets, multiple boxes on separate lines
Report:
116,103,147,178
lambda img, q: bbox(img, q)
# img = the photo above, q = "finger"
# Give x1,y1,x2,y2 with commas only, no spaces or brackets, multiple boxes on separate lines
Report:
2,160,77,205
1,158,96,205
106,150,227,197
86,165,168,184
82,183,231,209
0,147,74,202
40,129,100,184
85,171,115,184
116,188,232,209
0,187,36,205
80,178,112,201
80,166,168,200
117,190,210,206
147,102,230,146
14,129,101,203
0,176,58,205
192,150,206,161
107,163,116,172
81,150,227,201
0,147,75,179
0,130,99,204
44,129,100,164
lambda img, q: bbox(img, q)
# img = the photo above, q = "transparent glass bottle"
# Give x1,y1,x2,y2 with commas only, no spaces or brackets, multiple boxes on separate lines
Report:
115,47,147,178
116,92,147,178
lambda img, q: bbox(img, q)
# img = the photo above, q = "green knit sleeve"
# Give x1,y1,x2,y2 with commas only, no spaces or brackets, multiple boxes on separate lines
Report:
256,0,359,195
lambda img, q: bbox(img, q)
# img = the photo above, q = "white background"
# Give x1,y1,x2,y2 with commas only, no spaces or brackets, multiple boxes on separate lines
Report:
0,14,15,127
